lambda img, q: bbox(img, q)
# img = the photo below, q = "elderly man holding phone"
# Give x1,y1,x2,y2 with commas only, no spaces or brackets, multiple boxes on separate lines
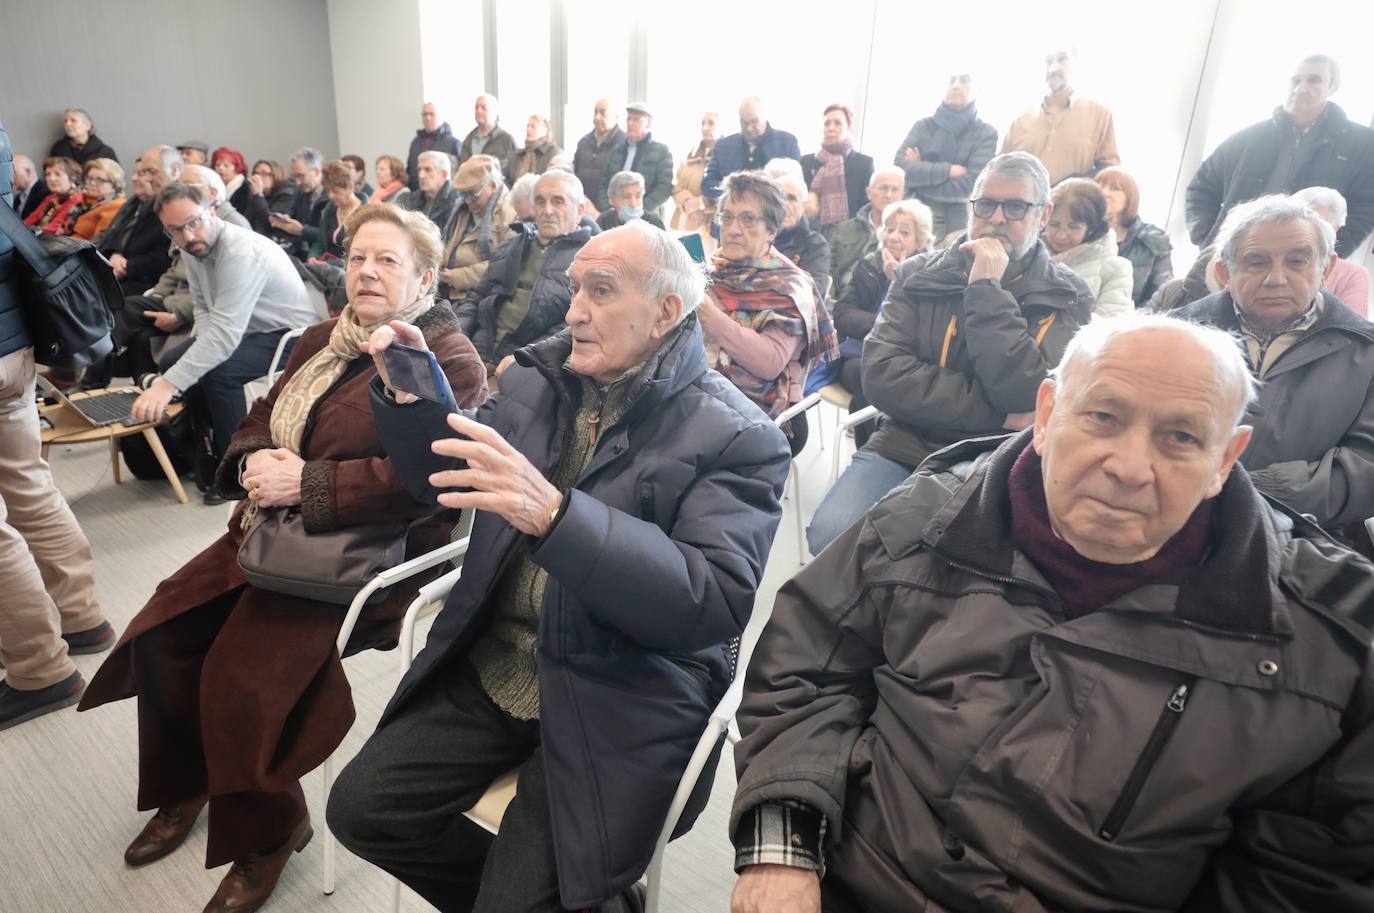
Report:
327,220,792,911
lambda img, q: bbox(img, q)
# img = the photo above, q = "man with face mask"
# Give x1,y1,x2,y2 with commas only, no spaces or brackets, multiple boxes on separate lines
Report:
130,183,316,501
806,152,1094,554
894,73,999,241
595,170,665,231
1187,54,1374,258
1001,49,1119,185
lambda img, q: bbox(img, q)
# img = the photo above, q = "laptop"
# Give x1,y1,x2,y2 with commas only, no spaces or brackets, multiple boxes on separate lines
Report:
35,375,142,428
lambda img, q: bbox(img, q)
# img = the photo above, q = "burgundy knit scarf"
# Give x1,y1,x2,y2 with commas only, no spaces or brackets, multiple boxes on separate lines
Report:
1008,444,1214,618
812,141,852,227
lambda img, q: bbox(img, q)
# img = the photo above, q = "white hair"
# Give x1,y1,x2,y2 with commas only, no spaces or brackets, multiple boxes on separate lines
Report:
181,163,225,201
510,172,540,213
417,150,453,176
1053,314,1258,429
869,165,904,187
879,199,934,243
1292,186,1347,229
764,157,805,185
535,169,584,207
618,220,706,320
1215,194,1335,269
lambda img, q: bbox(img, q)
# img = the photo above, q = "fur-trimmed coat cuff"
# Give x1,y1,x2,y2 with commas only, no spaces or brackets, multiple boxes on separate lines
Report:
299,460,336,532
217,435,274,499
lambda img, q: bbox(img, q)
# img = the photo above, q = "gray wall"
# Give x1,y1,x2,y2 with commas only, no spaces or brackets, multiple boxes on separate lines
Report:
0,0,338,170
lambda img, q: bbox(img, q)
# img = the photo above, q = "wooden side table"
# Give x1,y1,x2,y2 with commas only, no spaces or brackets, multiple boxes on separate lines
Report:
40,387,189,504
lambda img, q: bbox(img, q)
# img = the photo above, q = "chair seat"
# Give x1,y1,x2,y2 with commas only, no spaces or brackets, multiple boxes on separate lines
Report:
465,768,520,835
818,383,852,410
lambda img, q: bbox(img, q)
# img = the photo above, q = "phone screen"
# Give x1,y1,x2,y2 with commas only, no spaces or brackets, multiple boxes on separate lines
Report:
380,343,457,410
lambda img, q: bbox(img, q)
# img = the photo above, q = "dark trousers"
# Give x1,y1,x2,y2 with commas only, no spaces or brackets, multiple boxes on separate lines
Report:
113,295,172,381
327,661,563,912
158,328,292,460
134,590,307,866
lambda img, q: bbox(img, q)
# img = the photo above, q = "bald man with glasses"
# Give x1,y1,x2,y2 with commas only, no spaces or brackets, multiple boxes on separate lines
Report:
806,152,1095,554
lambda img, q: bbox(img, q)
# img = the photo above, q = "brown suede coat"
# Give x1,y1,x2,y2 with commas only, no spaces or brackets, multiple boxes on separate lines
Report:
80,302,487,800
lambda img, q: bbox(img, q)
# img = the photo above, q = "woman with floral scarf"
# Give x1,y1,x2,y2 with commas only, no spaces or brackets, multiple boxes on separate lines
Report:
23,156,85,235
700,170,839,455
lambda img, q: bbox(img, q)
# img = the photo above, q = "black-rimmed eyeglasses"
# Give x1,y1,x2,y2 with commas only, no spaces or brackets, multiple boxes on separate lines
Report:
970,198,1038,221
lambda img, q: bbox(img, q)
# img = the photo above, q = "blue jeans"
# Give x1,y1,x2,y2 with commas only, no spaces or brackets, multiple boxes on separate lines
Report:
806,449,915,555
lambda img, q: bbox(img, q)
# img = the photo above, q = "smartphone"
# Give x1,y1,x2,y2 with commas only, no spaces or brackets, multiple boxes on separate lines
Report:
381,343,458,411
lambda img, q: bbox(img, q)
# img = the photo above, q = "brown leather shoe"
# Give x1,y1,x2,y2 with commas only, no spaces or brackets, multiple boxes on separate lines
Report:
124,796,208,867
202,814,313,913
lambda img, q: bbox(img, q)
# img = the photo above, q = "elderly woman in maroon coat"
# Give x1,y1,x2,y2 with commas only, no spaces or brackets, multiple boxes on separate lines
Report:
79,204,487,913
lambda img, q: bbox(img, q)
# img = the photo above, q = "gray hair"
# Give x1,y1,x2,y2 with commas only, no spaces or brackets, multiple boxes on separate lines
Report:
290,147,324,171
154,182,207,216
535,169,584,207
64,107,93,128
151,145,183,175
719,170,788,235
971,151,1051,207
1053,313,1258,430
869,165,905,187
1292,186,1347,229
417,149,453,176
620,220,707,320
181,163,226,201
1215,194,1336,269
1300,53,1341,91
510,172,540,213
607,170,645,199
879,199,934,244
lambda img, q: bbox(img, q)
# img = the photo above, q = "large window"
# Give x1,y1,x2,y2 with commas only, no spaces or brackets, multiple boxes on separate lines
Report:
563,0,633,149
493,0,552,142
418,0,486,138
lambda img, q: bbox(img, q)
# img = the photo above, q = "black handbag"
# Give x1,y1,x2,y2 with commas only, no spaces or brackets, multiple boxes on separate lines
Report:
0,201,118,371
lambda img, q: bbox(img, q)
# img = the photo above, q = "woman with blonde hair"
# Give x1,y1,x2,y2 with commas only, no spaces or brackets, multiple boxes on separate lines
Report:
71,158,126,240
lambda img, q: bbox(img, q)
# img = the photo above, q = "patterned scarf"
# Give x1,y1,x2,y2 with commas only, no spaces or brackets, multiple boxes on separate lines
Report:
812,141,852,227
707,249,839,418
269,298,433,455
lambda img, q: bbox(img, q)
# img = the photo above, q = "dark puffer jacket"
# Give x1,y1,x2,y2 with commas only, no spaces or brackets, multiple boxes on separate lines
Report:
831,249,891,358
0,118,31,358
735,429,1374,913
1186,102,1374,257
452,223,591,364
775,216,831,293
861,239,1093,468
1117,217,1174,305
370,317,791,908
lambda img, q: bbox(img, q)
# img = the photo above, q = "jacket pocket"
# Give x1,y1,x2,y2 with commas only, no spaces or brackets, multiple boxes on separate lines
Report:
666,654,712,691
1098,676,1198,841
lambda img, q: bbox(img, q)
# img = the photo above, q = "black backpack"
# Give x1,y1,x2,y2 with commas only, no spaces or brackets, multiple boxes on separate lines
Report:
0,201,118,371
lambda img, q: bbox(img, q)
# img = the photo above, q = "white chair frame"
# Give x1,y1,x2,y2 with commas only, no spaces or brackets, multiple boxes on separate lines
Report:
242,325,308,409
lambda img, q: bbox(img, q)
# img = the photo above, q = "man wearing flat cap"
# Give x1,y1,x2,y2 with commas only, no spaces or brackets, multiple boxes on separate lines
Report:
176,140,209,166
594,101,673,219
437,155,518,301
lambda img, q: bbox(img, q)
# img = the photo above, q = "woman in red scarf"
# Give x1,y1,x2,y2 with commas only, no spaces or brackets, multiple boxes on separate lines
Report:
700,171,838,455
801,103,874,234
23,156,85,235
369,155,408,203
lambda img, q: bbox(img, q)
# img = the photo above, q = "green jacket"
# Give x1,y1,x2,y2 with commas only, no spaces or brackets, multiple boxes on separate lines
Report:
827,204,880,299
596,133,673,215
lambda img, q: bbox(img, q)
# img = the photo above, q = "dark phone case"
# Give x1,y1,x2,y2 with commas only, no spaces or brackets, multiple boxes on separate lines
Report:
381,343,457,410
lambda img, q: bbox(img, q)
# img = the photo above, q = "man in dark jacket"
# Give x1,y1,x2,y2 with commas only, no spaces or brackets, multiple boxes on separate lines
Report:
268,147,328,260
895,73,999,240
48,107,118,165
572,97,625,217
594,103,673,217
806,151,1093,553
329,220,791,912
454,171,591,374
0,117,112,729
11,155,47,220
459,93,518,166
1187,54,1374,258
828,166,904,297
732,314,1374,913
1173,193,1374,532
98,144,182,293
770,163,831,292
702,96,801,202
406,102,462,192
400,150,459,238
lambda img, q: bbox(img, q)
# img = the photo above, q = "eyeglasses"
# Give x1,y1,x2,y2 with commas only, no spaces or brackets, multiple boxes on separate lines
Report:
84,175,112,186
971,198,1038,221
163,209,210,239
716,211,765,229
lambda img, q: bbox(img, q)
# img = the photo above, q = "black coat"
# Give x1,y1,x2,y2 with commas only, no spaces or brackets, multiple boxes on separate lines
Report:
17,177,48,220
406,122,462,192
775,217,831,293
96,198,172,294
0,118,30,359
274,185,327,259
48,132,118,166
594,209,665,231
1186,102,1374,257
453,223,591,364
370,317,790,908
1117,218,1174,305
894,102,999,205
832,250,890,353
801,150,875,220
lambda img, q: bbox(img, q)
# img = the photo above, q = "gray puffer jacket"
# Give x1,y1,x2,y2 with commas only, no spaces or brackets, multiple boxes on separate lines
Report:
1172,289,1374,529
861,239,1093,468
734,430,1374,913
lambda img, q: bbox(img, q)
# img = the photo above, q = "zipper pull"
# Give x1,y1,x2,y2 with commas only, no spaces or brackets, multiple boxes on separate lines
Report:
1167,683,1190,713
587,411,600,447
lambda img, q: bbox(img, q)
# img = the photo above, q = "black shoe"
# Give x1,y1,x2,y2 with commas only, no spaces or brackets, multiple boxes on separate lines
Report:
202,488,226,506
63,621,115,655
0,671,85,731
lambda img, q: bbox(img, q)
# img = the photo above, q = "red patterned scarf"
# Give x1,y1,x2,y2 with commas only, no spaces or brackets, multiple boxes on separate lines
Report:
812,141,852,227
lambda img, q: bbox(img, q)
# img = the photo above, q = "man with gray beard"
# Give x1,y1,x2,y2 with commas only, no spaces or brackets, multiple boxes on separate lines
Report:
806,152,1094,553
